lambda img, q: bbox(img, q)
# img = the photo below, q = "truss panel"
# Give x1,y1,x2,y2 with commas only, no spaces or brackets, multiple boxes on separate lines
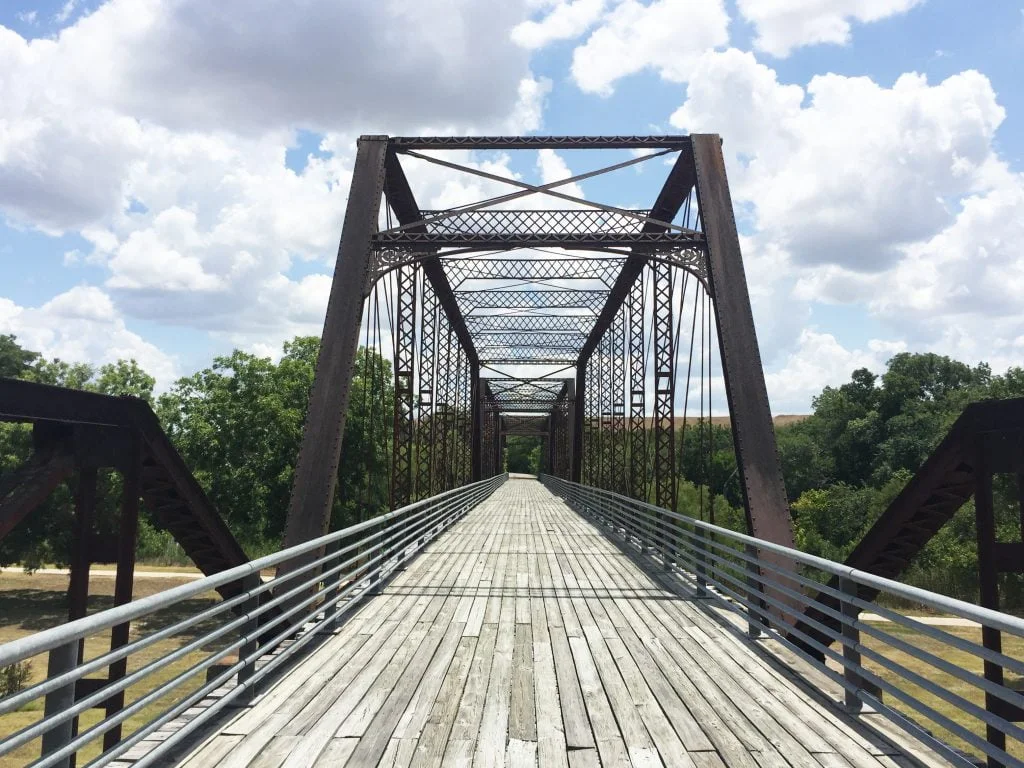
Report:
446,257,622,288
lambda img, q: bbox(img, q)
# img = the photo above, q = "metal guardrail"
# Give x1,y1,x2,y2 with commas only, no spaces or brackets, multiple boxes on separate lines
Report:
542,475,1024,768
0,474,507,768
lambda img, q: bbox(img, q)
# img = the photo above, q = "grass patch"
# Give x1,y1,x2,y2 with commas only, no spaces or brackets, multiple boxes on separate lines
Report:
832,620,1024,763
0,571,231,768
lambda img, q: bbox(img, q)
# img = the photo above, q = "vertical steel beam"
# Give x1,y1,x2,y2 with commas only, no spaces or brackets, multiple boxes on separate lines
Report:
416,281,437,498
975,444,1006,766
628,275,647,500
651,261,676,512
692,134,796,625
103,442,141,750
571,367,585,483
282,136,387,552
611,311,626,495
435,321,455,491
471,363,482,482
564,380,576,481
390,264,417,508
691,134,794,551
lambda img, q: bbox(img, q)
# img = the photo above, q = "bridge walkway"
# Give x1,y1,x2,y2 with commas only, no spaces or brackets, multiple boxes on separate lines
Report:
175,479,939,768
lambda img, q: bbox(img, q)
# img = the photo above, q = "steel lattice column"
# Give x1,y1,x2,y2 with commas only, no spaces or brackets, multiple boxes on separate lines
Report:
452,343,466,487
628,274,647,500
390,264,418,508
610,310,626,495
416,281,437,498
599,329,613,491
583,361,595,485
651,261,676,511
434,320,455,492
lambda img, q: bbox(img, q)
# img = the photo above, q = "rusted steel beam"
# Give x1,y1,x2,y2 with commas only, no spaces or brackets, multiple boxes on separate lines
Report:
390,136,691,150
282,136,388,553
691,134,796,627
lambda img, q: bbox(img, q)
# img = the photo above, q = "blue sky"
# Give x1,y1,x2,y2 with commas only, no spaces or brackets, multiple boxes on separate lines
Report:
0,0,1022,411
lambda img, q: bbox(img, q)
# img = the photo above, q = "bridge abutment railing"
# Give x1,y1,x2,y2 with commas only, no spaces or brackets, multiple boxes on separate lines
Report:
542,475,1024,768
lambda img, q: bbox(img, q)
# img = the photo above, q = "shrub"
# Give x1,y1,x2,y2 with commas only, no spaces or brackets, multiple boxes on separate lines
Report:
0,661,32,697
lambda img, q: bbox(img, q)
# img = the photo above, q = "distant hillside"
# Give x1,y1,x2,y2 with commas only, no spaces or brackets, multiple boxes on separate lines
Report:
636,414,809,429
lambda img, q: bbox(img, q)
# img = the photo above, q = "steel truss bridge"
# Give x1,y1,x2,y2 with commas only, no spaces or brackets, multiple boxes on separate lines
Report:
1,135,1023,768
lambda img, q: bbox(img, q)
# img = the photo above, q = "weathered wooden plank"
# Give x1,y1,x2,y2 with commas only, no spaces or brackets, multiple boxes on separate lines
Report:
548,624,595,751
409,636,479,768
178,480,932,768
474,596,516,768
442,622,499,764
177,734,241,768
510,622,537,741
567,634,633,767
315,737,358,765
507,738,539,768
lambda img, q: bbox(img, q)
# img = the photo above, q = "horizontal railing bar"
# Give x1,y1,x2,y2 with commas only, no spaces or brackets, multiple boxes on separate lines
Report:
548,477,1024,635
0,477,499,667
598,505,1011,767
580,484,1024,684
549,476,1023,767
0,474,506,768
0,484,475,727
120,480,501,768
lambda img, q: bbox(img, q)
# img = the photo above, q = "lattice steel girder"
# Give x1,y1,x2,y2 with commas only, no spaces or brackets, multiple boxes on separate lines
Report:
390,135,692,150
628,274,647,500
446,257,623,288
434,321,456,491
480,356,580,365
416,283,438,499
500,415,550,432
486,378,565,399
475,332,586,348
458,290,608,312
610,310,626,495
466,316,595,334
375,230,703,250
421,209,649,235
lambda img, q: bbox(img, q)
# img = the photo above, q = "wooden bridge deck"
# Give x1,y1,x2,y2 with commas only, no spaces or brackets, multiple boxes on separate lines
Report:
175,479,943,768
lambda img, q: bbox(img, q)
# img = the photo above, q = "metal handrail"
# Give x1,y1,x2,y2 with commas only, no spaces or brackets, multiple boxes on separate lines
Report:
542,475,1024,768
0,474,507,768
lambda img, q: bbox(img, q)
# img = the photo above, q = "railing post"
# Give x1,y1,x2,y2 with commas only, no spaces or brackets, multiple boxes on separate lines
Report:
319,540,344,634
839,575,864,713
234,571,262,704
745,544,762,638
40,640,78,768
694,524,707,595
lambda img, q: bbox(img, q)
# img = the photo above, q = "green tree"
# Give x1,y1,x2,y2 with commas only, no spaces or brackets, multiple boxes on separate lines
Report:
0,334,37,378
505,436,540,474
156,340,392,548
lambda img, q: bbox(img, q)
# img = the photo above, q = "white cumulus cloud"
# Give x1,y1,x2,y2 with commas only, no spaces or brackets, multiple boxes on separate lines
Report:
570,0,730,95
736,0,924,58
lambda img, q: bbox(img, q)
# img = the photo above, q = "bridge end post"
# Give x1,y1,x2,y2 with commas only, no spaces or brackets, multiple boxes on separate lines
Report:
280,135,389,563
691,134,798,625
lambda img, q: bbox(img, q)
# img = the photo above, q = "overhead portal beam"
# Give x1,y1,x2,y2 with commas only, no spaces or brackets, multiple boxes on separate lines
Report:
391,136,692,151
